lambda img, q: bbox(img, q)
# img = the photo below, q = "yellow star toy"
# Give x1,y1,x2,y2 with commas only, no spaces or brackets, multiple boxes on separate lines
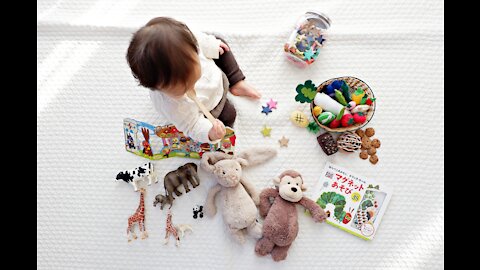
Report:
261,125,272,137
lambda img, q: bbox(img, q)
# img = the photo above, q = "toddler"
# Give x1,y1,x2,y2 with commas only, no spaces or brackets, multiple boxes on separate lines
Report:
126,17,260,143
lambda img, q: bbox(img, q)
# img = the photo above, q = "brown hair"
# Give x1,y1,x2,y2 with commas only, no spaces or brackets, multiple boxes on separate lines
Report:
126,17,198,90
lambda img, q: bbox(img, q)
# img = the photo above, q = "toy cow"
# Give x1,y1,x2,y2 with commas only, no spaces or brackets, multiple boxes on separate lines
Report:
116,162,157,191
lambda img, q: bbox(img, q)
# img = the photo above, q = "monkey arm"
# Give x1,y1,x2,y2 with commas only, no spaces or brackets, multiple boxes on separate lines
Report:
258,188,279,218
240,178,260,206
298,197,327,223
205,184,222,217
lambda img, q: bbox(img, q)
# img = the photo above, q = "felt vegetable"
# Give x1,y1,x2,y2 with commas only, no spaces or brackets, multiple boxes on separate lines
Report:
341,114,354,127
351,105,370,114
348,101,356,109
295,80,317,103
307,121,320,134
313,106,323,117
336,108,346,120
331,80,343,90
334,90,348,106
325,84,335,96
360,95,368,105
340,81,352,102
314,92,345,116
329,119,341,129
318,112,336,125
353,112,367,124
366,97,376,106
351,87,365,104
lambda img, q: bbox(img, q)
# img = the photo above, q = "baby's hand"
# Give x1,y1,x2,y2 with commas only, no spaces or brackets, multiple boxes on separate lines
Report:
208,119,226,141
219,41,230,55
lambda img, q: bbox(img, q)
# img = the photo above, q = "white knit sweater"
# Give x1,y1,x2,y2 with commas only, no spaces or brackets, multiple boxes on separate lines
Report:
149,32,224,143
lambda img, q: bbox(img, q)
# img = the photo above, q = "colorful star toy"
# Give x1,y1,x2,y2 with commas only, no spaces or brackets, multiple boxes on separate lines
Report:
261,125,272,137
316,35,326,45
304,48,314,60
266,98,278,110
278,136,289,147
261,105,272,115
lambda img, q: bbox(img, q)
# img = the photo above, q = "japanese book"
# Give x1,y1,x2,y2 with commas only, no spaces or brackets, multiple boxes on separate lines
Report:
311,162,392,240
123,118,236,160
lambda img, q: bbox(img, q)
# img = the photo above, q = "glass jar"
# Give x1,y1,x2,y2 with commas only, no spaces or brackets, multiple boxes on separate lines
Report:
284,11,331,68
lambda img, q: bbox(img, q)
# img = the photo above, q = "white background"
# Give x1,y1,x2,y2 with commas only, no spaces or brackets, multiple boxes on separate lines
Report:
37,0,444,269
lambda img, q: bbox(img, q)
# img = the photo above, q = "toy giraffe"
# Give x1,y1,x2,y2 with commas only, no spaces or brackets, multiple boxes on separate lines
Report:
127,188,148,242
164,210,180,246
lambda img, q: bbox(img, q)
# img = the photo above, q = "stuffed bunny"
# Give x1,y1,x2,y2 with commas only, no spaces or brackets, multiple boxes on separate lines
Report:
201,147,277,243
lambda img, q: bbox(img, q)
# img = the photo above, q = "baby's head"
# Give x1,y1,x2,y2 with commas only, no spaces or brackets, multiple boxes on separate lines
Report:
126,17,201,97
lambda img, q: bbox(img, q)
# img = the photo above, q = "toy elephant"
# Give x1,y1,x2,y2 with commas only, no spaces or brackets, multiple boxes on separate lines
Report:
164,163,200,202
153,194,173,210
201,147,277,243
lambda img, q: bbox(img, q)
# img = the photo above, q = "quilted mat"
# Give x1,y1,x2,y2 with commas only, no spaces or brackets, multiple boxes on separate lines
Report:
37,0,444,269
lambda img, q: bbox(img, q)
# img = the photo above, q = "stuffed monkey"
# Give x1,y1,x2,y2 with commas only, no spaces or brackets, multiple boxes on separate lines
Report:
255,170,327,261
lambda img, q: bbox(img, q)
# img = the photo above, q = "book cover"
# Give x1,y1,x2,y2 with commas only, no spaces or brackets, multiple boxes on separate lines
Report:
311,162,392,240
123,118,236,160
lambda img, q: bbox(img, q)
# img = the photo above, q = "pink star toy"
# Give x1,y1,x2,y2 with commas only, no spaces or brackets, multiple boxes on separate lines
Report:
267,99,278,110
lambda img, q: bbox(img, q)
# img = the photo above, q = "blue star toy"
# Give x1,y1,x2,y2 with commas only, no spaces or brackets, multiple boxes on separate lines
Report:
316,35,326,45
261,105,272,115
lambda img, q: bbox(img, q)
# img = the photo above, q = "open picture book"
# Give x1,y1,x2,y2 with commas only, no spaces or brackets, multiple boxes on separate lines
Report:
311,162,392,240
123,118,236,160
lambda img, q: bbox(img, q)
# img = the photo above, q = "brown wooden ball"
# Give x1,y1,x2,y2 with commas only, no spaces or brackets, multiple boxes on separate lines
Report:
369,154,379,164
355,129,365,137
365,128,375,137
371,138,381,148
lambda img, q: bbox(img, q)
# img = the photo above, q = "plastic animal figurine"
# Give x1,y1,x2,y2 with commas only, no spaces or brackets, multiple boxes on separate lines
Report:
174,224,193,239
153,193,174,210
116,162,157,191
164,163,200,202
127,188,148,242
164,210,180,246
193,205,204,219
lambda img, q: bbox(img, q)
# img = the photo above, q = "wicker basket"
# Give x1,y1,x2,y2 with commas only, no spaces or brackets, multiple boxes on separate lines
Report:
311,76,375,132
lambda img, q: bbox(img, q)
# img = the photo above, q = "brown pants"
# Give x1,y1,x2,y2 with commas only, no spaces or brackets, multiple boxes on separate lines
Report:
208,35,245,128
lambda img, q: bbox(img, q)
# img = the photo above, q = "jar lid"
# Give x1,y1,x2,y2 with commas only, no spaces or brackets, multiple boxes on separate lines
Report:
305,10,331,29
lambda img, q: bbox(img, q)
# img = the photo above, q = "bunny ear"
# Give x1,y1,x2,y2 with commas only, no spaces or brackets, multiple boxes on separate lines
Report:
236,158,248,167
201,151,232,172
236,147,277,167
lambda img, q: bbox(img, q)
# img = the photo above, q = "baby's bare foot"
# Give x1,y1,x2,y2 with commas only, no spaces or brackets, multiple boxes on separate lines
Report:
230,80,261,99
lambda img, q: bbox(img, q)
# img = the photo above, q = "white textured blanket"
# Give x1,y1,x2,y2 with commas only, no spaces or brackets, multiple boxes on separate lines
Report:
37,0,444,269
